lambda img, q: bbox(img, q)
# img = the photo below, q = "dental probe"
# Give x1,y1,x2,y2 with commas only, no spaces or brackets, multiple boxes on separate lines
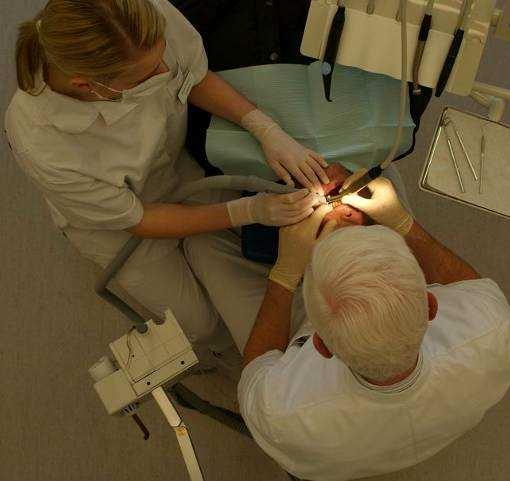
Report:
479,134,486,194
422,116,445,183
446,136,465,193
412,0,435,95
443,117,478,180
429,117,444,160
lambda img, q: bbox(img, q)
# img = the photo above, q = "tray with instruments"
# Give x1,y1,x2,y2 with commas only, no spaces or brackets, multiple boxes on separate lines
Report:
420,106,510,219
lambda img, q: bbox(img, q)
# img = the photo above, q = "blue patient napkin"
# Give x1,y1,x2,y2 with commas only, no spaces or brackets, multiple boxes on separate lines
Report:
206,61,414,178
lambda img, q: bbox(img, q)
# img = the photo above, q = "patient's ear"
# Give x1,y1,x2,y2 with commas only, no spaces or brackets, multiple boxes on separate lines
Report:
313,333,333,358
427,291,438,321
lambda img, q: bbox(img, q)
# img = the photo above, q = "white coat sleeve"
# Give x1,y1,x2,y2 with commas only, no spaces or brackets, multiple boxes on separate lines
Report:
24,152,144,230
238,351,283,445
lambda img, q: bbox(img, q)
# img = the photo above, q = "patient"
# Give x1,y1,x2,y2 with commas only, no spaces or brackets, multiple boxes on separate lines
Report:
318,163,368,228
184,163,372,352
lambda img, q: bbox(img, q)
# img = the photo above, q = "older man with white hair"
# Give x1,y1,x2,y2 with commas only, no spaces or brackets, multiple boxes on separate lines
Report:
235,177,510,481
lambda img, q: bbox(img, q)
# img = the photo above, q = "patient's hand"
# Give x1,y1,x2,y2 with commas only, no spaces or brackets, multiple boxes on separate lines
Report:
321,164,369,228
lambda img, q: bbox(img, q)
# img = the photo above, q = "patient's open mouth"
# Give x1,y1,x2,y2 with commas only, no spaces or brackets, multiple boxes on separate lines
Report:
321,164,368,227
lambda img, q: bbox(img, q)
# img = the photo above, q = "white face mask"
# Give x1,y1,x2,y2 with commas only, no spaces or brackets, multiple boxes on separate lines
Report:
90,71,171,102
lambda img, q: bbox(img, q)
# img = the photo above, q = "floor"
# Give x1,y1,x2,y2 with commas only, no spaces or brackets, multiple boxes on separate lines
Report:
1,2,510,481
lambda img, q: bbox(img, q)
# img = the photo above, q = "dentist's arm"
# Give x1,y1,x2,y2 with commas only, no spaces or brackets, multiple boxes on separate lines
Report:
342,177,479,284
127,189,321,238
243,205,335,367
403,221,480,283
243,280,294,368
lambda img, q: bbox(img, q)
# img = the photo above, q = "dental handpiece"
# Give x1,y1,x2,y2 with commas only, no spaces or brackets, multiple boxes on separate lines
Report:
412,0,435,95
326,165,383,205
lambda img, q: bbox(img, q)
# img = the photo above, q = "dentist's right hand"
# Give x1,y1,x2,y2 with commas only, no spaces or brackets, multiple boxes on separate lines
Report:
341,177,414,236
227,189,325,227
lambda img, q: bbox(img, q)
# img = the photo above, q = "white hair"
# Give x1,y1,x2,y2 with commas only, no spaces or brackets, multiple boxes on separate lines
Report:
303,225,428,381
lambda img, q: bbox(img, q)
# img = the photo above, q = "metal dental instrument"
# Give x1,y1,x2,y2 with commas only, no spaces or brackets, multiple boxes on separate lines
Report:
430,119,444,160
435,0,472,97
326,165,384,205
367,0,376,14
446,136,465,193
479,134,486,194
412,0,435,95
443,117,478,180
322,1,346,102
422,116,445,182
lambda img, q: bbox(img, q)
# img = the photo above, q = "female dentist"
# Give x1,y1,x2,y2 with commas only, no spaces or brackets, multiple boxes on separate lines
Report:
5,0,329,353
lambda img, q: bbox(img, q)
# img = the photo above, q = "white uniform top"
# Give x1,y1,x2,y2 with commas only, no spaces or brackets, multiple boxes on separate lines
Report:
4,1,207,265
239,279,510,481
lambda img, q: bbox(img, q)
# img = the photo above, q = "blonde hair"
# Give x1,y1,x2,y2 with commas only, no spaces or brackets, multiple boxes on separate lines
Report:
16,0,166,94
303,225,429,382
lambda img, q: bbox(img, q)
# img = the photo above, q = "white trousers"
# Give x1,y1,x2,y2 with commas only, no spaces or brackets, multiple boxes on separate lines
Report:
64,165,239,352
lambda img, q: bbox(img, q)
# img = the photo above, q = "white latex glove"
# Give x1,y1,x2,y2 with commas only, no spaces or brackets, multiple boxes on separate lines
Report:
241,109,329,193
269,205,337,292
227,189,326,227
341,177,414,236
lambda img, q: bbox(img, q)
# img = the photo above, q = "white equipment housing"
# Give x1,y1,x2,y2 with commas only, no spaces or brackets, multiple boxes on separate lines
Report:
302,0,497,96
90,311,198,415
90,311,205,481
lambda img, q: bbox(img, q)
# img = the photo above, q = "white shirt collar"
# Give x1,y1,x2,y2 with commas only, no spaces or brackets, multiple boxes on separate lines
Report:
32,73,139,133
350,351,424,395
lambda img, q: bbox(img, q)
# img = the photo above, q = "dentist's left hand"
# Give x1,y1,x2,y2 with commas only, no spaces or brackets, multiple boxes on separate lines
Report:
269,204,336,292
241,109,330,193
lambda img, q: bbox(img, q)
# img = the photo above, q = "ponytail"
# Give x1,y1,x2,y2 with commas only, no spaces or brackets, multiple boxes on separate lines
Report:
16,19,45,93
14,1,166,94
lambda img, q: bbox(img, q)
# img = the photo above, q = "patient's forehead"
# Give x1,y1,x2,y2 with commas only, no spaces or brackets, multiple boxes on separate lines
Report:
324,203,366,226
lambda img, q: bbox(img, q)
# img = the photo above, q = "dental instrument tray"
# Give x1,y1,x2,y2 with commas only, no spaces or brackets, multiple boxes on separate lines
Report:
420,107,510,220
